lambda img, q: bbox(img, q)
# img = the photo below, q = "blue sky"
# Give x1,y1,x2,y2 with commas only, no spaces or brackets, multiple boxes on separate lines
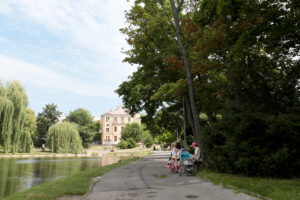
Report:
0,0,136,118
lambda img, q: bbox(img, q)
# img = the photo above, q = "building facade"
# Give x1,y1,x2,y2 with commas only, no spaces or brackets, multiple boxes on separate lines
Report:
100,106,141,145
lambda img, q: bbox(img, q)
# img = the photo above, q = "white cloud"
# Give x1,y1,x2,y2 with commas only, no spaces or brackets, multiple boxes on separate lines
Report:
0,0,131,55
0,54,117,98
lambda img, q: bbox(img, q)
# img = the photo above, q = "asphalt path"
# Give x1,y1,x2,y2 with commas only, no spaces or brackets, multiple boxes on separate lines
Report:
86,151,258,200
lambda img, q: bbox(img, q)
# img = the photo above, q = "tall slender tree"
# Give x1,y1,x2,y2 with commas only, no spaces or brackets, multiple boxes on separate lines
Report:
0,81,31,153
168,0,202,148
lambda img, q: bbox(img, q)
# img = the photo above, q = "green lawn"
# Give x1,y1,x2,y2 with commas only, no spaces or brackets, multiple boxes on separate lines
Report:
4,152,151,200
197,170,300,200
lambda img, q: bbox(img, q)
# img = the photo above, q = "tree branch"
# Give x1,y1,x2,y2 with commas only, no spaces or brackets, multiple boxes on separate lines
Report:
177,0,184,12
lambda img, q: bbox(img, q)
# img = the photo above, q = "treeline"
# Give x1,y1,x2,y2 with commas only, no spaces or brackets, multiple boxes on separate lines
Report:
35,105,100,149
116,0,300,177
0,81,100,153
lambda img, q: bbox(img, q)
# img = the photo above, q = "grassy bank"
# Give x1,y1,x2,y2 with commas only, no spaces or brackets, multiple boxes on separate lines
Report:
4,151,151,200
197,170,300,200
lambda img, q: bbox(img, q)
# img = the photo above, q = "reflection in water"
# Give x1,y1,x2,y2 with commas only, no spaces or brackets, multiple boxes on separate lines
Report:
0,156,119,199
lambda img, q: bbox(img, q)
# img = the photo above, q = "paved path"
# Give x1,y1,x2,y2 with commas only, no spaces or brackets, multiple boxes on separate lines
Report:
86,152,258,200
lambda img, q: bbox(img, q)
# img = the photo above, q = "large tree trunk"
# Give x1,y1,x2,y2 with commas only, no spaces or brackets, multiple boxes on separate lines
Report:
185,95,199,143
169,0,202,151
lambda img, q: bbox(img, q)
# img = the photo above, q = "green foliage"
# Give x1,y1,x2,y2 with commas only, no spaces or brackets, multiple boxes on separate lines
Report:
127,138,137,149
156,130,176,145
65,108,93,126
117,139,128,149
121,123,143,142
36,104,62,146
140,130,153,148
0,81,31,153
66,108,95,148
91,121,101,141
119,0,300,177
117,138,137,149
201,105,300,177
24,108,37,136
47,122,83,154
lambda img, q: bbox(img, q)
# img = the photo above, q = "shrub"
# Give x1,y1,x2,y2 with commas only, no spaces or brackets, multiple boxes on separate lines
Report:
117,139,128,149
140,130,153,148
201,105,300,178
127,138,137,149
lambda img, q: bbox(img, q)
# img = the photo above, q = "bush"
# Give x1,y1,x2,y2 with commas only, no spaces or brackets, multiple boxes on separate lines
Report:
127,138,137,149
117,139,128,149
117,138,137,149
201,105,300,178
140,130,153,148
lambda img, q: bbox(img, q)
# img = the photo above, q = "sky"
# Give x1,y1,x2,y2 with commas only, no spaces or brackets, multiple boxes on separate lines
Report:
0,0,136,118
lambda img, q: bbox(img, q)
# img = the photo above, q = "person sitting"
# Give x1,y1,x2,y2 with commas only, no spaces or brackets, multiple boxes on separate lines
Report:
191,142,200,162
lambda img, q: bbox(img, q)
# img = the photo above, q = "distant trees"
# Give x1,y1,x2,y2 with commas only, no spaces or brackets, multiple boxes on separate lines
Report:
35,104,62,146
65,108,97,148
0,81,32,153
118,123,153,149
19,108,37,152
47,122,83,154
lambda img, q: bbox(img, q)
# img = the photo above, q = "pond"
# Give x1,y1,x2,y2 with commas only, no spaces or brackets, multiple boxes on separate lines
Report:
0,155,119,199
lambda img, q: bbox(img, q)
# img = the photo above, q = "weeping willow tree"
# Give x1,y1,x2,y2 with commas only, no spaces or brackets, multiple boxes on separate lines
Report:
0,81,31,153
0,83,13,153
47,122,83,154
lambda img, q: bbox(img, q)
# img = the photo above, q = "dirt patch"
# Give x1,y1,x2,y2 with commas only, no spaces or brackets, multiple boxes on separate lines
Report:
185,194,198,199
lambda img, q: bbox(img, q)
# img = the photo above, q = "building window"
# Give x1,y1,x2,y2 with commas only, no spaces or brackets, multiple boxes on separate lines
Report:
114,136,117,142
106,124,109,126
121,117,124,122
128,117,131,122
121,126,124,132
106,128,109,132
114,117,117,122
106,116,110,122
114,126,117,132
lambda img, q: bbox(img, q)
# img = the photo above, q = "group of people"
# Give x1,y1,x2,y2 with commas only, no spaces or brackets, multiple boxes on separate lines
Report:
169,141,200,172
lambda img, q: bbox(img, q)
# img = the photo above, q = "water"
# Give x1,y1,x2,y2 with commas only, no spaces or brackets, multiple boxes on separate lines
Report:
0,156,119,199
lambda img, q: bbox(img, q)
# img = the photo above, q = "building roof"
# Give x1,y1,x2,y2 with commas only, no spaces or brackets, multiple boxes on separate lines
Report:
102,106,129,116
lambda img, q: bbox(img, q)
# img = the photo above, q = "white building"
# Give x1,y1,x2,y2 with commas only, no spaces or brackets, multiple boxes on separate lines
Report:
100,106,141,145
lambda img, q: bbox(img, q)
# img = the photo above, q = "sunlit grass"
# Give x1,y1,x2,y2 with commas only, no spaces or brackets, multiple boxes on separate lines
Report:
197,170,300,200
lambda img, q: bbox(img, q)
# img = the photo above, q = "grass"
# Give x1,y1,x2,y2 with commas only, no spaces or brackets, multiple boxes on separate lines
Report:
4,151,151,200
197,170,300,200
153,174,167,178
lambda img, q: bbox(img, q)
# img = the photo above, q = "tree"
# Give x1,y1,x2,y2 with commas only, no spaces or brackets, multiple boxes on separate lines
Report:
19,108,37,153
24,108,37,136
65,108,94,148
0,81,31,153
36,104,62,146
92,120,101,141
194,0,300,177
140,130,154,148
117,0,203,147
168,0,202,149
121,123,143,142
47,122,83,154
